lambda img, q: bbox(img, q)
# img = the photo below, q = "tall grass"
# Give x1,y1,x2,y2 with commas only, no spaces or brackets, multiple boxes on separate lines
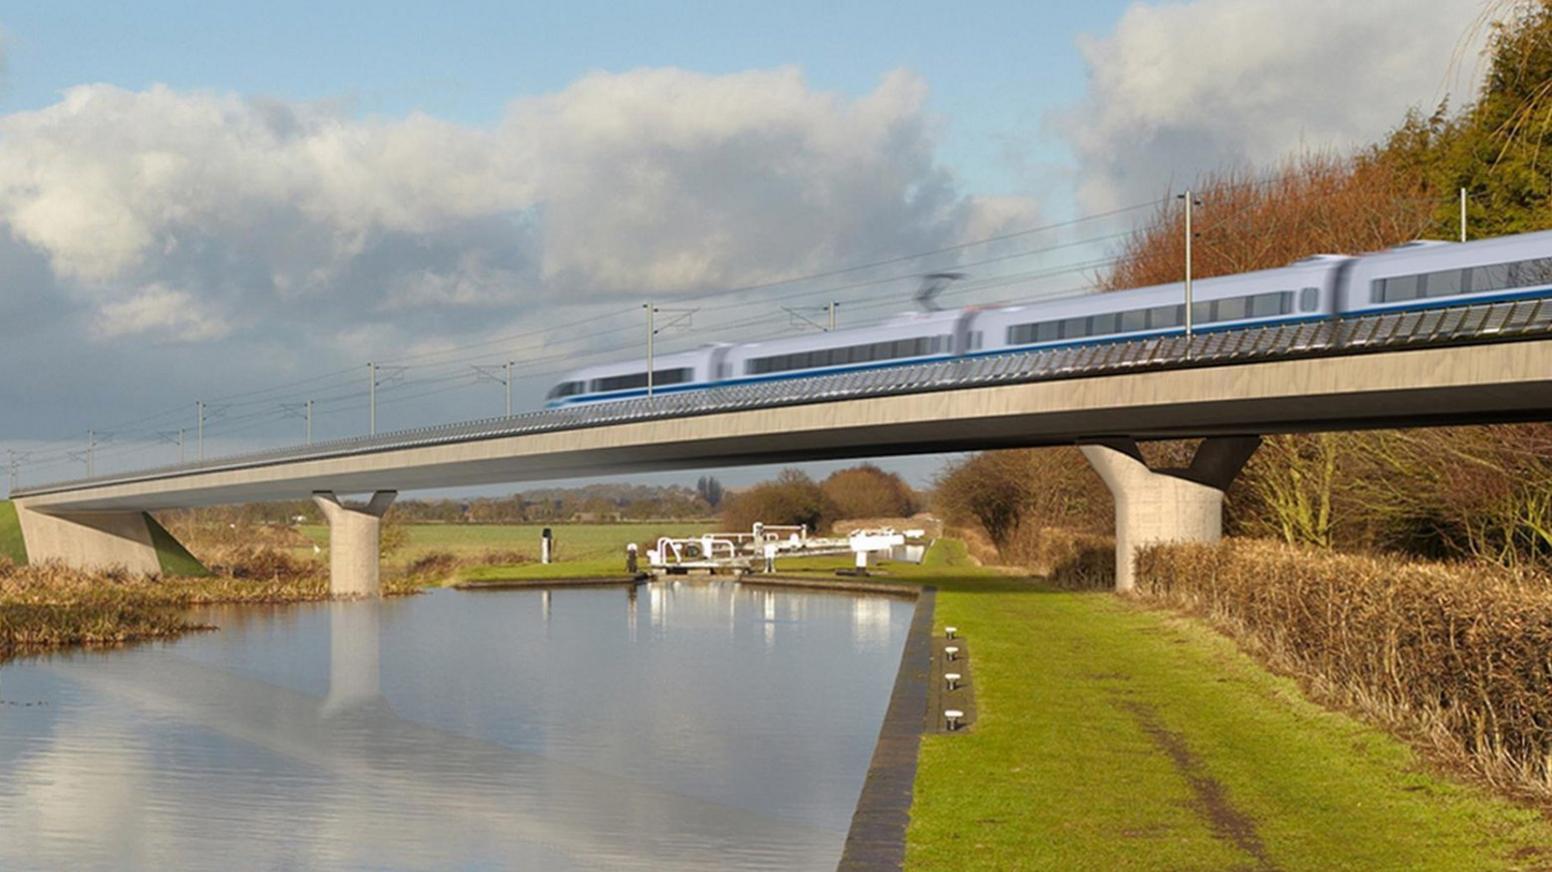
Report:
999,524,1115,590
0,549,420,660
1135,539,1552,800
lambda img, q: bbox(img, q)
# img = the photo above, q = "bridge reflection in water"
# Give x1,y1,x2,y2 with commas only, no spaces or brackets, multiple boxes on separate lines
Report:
0,583,912,871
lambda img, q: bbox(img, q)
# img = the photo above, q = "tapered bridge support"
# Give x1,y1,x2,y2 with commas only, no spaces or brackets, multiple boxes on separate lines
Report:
312,491,396,597
1080,437,1260,593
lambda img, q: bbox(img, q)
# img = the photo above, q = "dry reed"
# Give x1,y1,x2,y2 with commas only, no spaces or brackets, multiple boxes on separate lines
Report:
399,549,533,584
1000,525,1116,590
0,550,420,661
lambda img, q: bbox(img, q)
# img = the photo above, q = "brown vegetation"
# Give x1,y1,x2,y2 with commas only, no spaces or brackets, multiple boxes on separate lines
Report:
719,464,920,533
1135,539,1552,801
998,524,1114,590
933,447,1111,547
0,557,420,661
1101,153,1434,294
720,469,833,532
819,464,919,520
399,549,532,584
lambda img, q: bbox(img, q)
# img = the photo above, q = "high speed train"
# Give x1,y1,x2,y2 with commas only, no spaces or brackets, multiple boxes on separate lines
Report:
546,229,1552,407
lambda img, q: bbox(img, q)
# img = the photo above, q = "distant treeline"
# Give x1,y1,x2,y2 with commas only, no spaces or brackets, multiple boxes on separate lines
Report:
160,479,727,527
159,464,926,535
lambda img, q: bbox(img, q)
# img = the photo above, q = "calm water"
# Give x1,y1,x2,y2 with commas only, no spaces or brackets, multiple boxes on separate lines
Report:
0,581,913,871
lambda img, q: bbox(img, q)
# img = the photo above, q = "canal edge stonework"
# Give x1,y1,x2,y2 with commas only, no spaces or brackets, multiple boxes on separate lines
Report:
838,585,936,871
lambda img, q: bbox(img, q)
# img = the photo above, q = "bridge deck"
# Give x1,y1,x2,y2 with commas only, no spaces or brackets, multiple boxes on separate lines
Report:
16,298,1552,511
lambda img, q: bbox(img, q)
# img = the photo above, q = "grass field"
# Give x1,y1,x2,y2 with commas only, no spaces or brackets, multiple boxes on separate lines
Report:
295,521,709,571
0,501,26,565
827,542,1552,870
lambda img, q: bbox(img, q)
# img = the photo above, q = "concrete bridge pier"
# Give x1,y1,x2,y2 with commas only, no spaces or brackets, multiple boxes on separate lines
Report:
312,491,397,597
1080,436,1260,593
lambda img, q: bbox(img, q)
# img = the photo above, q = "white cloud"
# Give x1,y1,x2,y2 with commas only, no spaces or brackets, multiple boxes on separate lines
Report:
0,68,1035,344
93,283,231,341
1057,0,1488,211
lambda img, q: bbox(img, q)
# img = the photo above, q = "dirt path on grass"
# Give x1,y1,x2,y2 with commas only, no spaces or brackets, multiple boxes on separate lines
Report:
1122,699,1279,871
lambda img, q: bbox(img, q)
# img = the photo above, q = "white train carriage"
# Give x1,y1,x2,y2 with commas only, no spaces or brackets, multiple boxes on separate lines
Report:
972,257,1349,355
545,346,726,405
720,309,965,384
546,228,1552,409
1340,230,1552,315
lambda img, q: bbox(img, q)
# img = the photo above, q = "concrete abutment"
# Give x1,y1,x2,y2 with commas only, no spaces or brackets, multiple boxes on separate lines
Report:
10,502,206,576
1081,436,1260,592
313,491,397,597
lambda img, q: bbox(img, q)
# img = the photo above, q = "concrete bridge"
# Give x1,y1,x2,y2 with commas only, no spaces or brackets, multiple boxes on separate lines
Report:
12,298,1552,593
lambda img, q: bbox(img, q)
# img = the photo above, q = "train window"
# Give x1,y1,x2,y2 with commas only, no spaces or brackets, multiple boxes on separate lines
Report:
1090,313,1120,335
591,373,643,392
1300,287,1319,311
590,368,692,393
1521,257,1552,286
1148,305,1183,329
1427,269,1465,297
1376,255,1552,307
1215,296,1248,321
1191,300,1214,324
1119,310,1147,332
1249,292,1287,317
1390,274,1422,302
745,336,939,375
546,380,585,400
1470,262,1513,291
1057,317,1086,338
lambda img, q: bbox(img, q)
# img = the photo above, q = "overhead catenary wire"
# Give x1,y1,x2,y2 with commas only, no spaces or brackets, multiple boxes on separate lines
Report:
22,244,1143,475
28,193,1216,477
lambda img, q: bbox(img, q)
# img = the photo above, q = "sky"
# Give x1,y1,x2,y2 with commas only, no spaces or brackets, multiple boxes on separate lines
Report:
0,0,1491,495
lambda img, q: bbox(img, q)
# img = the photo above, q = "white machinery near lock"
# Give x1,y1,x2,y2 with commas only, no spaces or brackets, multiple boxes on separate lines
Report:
647,522,927,576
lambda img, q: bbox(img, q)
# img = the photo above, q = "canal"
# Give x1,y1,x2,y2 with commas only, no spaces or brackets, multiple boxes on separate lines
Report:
0,581,913,870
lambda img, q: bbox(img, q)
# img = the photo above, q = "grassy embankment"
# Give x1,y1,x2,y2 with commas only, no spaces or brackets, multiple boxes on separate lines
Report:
779,542,1552,870
0,500,27,566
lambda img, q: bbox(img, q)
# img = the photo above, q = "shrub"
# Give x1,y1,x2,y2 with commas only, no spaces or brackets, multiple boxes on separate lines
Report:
820,464,918,520
720,469,835,532
1136,538,1552,799
999,524,1115,590
934,448,1111,547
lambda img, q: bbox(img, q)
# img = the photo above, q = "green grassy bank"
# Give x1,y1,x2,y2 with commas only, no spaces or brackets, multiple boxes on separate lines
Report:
298,521,705,573
867,543,1552,870
0,501,26,565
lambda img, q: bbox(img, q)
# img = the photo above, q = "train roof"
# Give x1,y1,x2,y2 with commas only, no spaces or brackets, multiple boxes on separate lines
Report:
1351,228,1552,269
978,255,1353,318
